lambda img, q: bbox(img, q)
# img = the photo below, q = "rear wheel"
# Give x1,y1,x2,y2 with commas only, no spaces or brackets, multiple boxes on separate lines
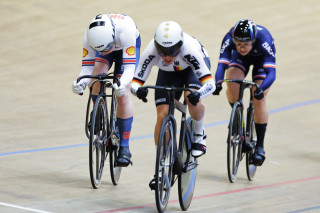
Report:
89,96,107,189
246,108,257,180
178,117,197,211
155,117,175,213
109,99,122,185
227,102,243,183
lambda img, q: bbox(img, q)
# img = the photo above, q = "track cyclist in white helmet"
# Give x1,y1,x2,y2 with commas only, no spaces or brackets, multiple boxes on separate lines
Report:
72,14,141,167
130,21,215,190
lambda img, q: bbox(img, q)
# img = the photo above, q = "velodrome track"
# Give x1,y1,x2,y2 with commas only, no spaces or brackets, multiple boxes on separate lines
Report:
1,0,319,212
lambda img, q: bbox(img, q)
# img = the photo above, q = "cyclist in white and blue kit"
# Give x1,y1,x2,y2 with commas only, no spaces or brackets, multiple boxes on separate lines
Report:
72,13,141,167
213,19,276,166
131,21,215,189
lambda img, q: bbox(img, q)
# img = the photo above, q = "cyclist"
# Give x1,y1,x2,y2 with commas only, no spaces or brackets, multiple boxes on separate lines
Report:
130,21,215,189
213,19,276,166
71,13,141,167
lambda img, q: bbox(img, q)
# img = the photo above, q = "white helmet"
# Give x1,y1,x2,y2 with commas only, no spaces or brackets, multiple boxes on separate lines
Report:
154,21,184,57
87,14,115,52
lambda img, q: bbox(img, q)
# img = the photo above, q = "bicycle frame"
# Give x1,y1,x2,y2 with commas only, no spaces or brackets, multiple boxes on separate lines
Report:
142,85,198,212
78,73,118,142
76,73,122,187
220,79,259,182
144,85,195,171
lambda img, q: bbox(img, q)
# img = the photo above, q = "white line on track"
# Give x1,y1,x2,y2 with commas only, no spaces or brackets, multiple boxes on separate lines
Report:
0,202,53,213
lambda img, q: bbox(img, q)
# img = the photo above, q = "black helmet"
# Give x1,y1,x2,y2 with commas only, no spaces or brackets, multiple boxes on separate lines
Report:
232,19,257,42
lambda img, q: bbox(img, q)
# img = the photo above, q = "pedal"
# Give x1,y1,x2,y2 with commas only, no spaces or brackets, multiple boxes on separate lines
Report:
185,161,198,172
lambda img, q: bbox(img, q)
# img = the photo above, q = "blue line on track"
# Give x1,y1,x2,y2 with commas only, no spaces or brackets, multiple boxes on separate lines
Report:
1,99,319,157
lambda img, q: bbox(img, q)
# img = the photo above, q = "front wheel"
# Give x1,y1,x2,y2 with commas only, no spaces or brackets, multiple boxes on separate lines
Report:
178,117,197,211
227,102,243,183
155,116,175,213
89,96,107,189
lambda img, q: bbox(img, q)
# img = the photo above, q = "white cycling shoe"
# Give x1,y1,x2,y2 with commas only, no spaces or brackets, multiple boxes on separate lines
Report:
191,131,207,158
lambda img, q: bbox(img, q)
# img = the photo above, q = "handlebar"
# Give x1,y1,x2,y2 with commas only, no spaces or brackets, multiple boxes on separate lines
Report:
142,85,194,93
76,73,120,96
219,79,260,89
77,73,119,85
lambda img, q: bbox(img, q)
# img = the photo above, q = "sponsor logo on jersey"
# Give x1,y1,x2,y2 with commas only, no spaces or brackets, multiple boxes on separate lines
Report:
220,39,230,54
126,46,135,56
138,55,156,78
184,54,200,70
95,45,104,49
262,42,275,57
174,66,183,71
83,48,88,57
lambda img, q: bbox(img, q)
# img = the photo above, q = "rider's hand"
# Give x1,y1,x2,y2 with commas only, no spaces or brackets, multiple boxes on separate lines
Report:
113,83,127,97
72,81,86,95
254,87,264,100
187,92,200,106
137,87,148,102
212,83,222,95
130,82,140,96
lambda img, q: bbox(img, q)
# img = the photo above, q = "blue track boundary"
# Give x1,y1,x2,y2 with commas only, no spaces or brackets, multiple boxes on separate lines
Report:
1,99,319,157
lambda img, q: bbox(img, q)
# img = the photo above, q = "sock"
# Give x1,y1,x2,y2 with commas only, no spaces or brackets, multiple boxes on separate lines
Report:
255,123,267,150
193,118,204,135
117,117,133,147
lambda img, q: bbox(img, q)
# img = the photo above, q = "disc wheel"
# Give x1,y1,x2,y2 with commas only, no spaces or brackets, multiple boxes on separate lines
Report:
109,99,122,185
178,117,197,211
246,110,258,180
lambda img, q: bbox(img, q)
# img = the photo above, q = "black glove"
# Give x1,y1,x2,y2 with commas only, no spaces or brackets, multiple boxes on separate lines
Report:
212,83,222,95
137,87,148,102
254,87,264,100
187,92,200,106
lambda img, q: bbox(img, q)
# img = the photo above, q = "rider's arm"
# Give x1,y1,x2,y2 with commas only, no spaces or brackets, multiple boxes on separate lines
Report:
79,31,96,86
215,30,233,83
258,31,276,91
131,39,158,87
119,28,138,87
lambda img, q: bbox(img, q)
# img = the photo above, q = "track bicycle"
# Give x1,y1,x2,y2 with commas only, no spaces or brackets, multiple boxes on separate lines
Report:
220,79,259,183
76,72,122,188
140,85,198,213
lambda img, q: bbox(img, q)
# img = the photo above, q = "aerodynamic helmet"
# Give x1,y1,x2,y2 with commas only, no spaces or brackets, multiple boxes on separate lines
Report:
154,21,184,57
87,14,115,52
232,19,257,42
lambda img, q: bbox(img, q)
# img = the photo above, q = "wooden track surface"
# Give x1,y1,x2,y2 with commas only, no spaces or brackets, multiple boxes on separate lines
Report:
0,0,319,212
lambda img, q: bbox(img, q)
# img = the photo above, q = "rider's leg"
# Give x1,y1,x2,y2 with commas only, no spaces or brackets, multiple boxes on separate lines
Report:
252,80,270,165
154,104,169,146
186,92,207,157
225,67,245,104
116,84,134,166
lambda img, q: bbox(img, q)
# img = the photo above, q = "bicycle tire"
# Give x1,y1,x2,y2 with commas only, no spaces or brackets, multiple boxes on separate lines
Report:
109,98,122,185
89,96,108,189
246,107,258,180
178,117,197,211
155,116,175,213
227,102,243,183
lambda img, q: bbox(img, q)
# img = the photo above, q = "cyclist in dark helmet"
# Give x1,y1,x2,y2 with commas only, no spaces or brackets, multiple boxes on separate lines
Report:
213,19,276,167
